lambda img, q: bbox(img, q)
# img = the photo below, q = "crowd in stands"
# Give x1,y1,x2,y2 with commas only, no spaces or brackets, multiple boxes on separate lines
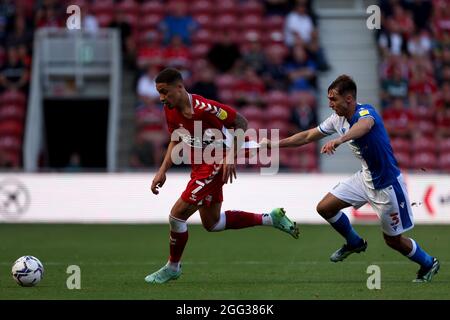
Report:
377,0,450,172
130,0,329,172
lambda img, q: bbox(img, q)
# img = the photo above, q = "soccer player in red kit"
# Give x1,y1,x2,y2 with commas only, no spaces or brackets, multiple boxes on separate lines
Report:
145,68,299,284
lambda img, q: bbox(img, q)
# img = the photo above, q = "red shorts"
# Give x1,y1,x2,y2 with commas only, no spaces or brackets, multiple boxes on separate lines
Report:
181,164,224,206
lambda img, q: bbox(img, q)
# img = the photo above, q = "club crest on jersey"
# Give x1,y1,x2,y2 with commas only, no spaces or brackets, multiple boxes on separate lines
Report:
359,109,370,117
216,108,228,120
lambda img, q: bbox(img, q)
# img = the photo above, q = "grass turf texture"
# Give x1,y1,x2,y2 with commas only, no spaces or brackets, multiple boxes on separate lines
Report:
0,224,449,299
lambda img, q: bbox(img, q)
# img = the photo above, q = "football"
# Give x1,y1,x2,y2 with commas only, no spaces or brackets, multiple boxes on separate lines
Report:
11,256,44,287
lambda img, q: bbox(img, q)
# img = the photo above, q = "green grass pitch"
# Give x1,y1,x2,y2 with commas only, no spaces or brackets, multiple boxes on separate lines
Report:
0,224,449,299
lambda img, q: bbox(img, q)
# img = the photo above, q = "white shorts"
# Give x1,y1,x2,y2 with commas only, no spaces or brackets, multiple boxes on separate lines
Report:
330,171,414,236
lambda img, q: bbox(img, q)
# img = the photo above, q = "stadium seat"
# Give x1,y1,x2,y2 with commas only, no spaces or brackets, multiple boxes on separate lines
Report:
0,104,26,122
193,14,214,30
0,135,22,152
190,0,214,15
438,138,450,154
289,90,316,107
240,105,264,121
139,14,164,29
214,14,239,31
394,151,412,169
264,15,284,32
218,89,236,105
0,90,26,106
240,0,264,16
390,137,411,154
241,15,264,31
411,151,438,171
416,119,435,136
190,43,210,60
266,104,291,121
141,1,164,15
267,119,290,138
90,0,114,15
216,0,238,15
192,29,215,45
117,0,138,15
415,106,435,121
215,74,237,90
0,120,24,137
411,135,437,154
265,90,290,107
438,152,450,172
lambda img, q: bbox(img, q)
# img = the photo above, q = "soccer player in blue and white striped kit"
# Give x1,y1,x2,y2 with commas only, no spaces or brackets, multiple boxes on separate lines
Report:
262,75,440,282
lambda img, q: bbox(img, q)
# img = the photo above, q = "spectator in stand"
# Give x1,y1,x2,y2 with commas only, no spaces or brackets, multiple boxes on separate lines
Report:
290,97,317,131
378,18,407,57
304,30,330,72
35,6,63,28
263,0,296,16
407,28,432,57
159,1,198,46
163,35,191,69
5,14,31,49
408,64,438,108
392,3,415,39
284,0,315,47
242,32,266,74
109,11,135,67
381,65,409,108
284,44,317,91
190,66,218,101
130,131,157,168
0,46,29,93
383,97,415,138
207,31,241,73
83,7,99,35
406,0,432,31
234,66,266,106
260,45,288,90
136,64,160,109
137,31,164,70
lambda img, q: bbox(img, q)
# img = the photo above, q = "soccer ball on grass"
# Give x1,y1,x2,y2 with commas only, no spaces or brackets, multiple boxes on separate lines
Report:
11,255,44,287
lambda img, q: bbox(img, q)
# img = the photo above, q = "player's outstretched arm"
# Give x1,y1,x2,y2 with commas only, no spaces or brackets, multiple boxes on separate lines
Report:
321,117,374,155
261,128,326,149
151,141,178,195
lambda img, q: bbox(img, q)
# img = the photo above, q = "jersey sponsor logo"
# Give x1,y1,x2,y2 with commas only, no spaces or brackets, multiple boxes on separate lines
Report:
389,212,400,231
216,108,228,120
359,109,370,117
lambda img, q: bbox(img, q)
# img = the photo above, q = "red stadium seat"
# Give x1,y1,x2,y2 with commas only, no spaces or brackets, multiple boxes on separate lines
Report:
240,0,264,16
289,90,316,107
118,0,139,15
0,90,26,106
90,0,114,15
190,43,210,60
218,89,235,105
411,135,437,154
190,0,214,15
216,0,238,15
241,15,264,30
265,90,290,107
438,138,450,154
139,14,164,29
240,105,264,121
0,120,24,137
0,104,26,121
266,104,291,121
438,152,450,172
96,13,113,28
214,14,239,31
192,29,215,45
0,135,22,152
264,15,284,32
215,74,237,90
416,119,435,136
411,151,438,171
141,1,164,15
415,106,434,121
193,14,214,29
395,151,412,169
390,137,411,154
246,119,265,131
267,119,290,138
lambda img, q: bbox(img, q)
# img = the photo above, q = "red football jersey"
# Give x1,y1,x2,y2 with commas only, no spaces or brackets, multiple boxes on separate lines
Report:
164,93,237,168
